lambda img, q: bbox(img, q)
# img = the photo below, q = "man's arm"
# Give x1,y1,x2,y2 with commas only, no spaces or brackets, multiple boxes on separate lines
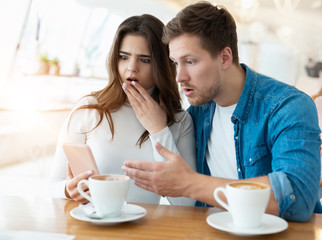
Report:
122,142,279,215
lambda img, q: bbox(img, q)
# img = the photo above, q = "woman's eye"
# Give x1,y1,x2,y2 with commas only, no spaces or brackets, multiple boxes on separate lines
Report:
120,55,128,60
187,60,194,64
140,58,151,63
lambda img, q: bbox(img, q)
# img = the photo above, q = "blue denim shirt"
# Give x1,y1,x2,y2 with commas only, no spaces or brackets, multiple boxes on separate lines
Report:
188,64,322,222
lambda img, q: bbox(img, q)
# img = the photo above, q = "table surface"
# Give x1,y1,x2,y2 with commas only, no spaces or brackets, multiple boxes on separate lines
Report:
0,195,321,240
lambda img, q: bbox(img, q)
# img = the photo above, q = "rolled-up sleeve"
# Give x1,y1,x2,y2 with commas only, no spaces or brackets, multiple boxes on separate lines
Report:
269,94,321,221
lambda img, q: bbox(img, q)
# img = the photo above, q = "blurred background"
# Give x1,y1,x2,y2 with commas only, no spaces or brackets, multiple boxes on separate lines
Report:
1,0,322,197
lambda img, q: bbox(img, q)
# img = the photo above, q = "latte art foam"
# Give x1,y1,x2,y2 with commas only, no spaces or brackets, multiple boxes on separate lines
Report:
230,182,268,190
92,174,128,181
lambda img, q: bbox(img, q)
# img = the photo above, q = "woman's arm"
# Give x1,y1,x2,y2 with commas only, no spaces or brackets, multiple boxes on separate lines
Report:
48,98,94,200
123,82,197,206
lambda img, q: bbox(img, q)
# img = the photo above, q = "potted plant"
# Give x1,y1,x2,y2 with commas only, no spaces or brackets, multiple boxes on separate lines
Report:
49,57,60,76
38,53,50,75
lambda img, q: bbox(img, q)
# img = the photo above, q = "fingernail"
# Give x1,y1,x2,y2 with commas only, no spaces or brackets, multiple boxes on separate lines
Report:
131,81,136,86
87,170,93,175
122,83,127,90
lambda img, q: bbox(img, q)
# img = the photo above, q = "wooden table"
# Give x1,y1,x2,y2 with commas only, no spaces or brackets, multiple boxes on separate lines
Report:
0,195,321,239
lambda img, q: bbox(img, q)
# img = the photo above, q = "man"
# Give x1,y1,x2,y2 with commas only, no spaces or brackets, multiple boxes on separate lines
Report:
122,1,322,221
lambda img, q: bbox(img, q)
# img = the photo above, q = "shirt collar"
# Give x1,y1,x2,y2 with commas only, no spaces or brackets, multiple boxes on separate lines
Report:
232,63,258,124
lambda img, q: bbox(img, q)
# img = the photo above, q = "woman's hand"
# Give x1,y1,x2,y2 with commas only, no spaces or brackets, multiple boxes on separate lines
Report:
122,81,167,135
65,164,93,204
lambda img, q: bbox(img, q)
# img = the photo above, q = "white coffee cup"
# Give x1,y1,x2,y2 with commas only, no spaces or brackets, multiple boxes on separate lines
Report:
77,174,130,218
214,181,271,228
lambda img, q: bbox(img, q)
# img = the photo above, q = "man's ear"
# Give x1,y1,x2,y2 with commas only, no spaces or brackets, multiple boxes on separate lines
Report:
221,47,233,69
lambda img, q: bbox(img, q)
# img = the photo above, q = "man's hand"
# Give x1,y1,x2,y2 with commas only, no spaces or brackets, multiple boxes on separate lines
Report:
122,82,167,135
122,142,195,197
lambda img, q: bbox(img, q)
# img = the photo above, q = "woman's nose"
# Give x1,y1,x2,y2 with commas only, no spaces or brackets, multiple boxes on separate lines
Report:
128,58,138,72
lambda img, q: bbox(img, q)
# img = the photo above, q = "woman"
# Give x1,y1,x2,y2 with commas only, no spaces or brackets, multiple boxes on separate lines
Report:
49,14,196,205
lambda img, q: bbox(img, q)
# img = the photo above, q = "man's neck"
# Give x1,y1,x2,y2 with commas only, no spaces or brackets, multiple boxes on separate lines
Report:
214,64,245,107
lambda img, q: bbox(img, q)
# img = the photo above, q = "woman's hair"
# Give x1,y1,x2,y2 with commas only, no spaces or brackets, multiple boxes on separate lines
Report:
162,1,239,65
70,14,180,146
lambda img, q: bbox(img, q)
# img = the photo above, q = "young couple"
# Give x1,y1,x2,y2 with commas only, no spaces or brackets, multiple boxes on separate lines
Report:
50,2,321,222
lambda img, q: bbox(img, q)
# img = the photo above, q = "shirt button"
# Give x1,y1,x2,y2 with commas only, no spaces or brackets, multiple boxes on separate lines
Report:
205,122,209,126
237,168,241,172
249,158,252,162
290,194,296,200
235,136,238,140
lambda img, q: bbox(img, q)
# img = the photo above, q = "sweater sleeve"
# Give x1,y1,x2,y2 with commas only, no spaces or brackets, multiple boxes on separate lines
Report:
48,97,95,198
149,111,197,206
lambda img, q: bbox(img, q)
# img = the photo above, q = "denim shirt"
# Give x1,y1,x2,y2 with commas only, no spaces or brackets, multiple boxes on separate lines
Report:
188,64,322,222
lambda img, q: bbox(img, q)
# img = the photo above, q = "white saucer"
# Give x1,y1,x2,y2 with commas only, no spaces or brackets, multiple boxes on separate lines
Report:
70,204,146,225
207,212,288,236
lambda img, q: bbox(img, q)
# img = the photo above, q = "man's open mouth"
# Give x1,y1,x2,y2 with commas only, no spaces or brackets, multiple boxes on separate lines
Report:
183,88,194,96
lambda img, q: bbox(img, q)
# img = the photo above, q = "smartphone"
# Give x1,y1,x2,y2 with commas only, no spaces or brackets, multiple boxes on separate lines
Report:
62,143,99,176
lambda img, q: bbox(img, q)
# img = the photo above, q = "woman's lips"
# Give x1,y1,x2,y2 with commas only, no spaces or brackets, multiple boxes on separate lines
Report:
126,77,138,83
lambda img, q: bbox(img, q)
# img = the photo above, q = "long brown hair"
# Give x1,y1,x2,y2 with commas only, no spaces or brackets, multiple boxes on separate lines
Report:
162,1,239,65
69,14,181,146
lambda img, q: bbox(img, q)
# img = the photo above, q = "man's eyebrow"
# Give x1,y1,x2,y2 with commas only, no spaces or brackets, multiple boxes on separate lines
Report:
170,55,193,61
119,51,151,58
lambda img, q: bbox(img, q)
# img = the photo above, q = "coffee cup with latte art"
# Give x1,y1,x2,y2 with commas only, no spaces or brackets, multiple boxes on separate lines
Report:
214,181,270,228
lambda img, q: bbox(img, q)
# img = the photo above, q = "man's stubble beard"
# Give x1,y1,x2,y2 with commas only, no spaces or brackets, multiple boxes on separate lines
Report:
187,83,221,106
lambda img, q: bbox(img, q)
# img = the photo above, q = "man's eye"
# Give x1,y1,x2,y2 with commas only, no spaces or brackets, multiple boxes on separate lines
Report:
120,55,128,60
140,58,151,63
187,60,194,64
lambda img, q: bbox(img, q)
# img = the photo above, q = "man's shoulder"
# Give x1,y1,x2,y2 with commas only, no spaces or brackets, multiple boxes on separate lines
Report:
241,68,316,123
248,75,317,124
243,64,308,101
255,74,311,103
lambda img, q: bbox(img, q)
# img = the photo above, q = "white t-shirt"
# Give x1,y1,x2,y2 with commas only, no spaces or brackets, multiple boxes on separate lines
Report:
206,103,238,179
49,96,196,205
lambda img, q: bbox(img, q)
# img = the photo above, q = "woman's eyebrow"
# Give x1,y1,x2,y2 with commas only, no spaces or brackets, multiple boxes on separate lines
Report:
119,51,151,58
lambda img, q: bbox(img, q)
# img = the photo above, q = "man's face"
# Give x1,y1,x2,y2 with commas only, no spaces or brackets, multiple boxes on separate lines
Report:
169,34,222,106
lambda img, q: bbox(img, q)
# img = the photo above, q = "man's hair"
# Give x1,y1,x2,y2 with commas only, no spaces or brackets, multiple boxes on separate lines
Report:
162,1,239,64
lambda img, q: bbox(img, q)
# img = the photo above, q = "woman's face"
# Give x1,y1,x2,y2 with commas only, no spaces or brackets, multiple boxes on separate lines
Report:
118,34,155,90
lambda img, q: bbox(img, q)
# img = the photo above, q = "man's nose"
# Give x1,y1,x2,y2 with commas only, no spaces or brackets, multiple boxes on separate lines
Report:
175,65,187,83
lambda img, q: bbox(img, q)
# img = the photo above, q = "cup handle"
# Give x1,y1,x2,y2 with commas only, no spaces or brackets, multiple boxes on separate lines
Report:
214,187,229,211
77,179,92,202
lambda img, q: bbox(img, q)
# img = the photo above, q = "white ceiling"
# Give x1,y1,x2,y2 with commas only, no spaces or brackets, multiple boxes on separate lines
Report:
76,0,322,59
77,0,322,27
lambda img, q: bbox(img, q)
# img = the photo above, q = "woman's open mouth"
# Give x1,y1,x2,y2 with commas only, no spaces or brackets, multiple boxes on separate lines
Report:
126,77,138,84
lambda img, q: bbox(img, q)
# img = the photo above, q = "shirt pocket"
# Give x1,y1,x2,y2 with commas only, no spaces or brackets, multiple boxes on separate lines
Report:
245,144,270,167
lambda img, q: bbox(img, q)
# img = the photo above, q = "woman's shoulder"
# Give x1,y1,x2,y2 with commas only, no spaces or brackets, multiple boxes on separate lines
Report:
73,96,98,109
174,110,193,125
68,96,101,132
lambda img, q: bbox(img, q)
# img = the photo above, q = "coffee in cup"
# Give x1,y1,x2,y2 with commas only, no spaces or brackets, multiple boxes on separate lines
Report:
214,181,270,228
229,182,268,190
77,174,130,218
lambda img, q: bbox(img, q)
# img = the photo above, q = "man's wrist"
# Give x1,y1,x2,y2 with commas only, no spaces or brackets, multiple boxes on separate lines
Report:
182,171,199,200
